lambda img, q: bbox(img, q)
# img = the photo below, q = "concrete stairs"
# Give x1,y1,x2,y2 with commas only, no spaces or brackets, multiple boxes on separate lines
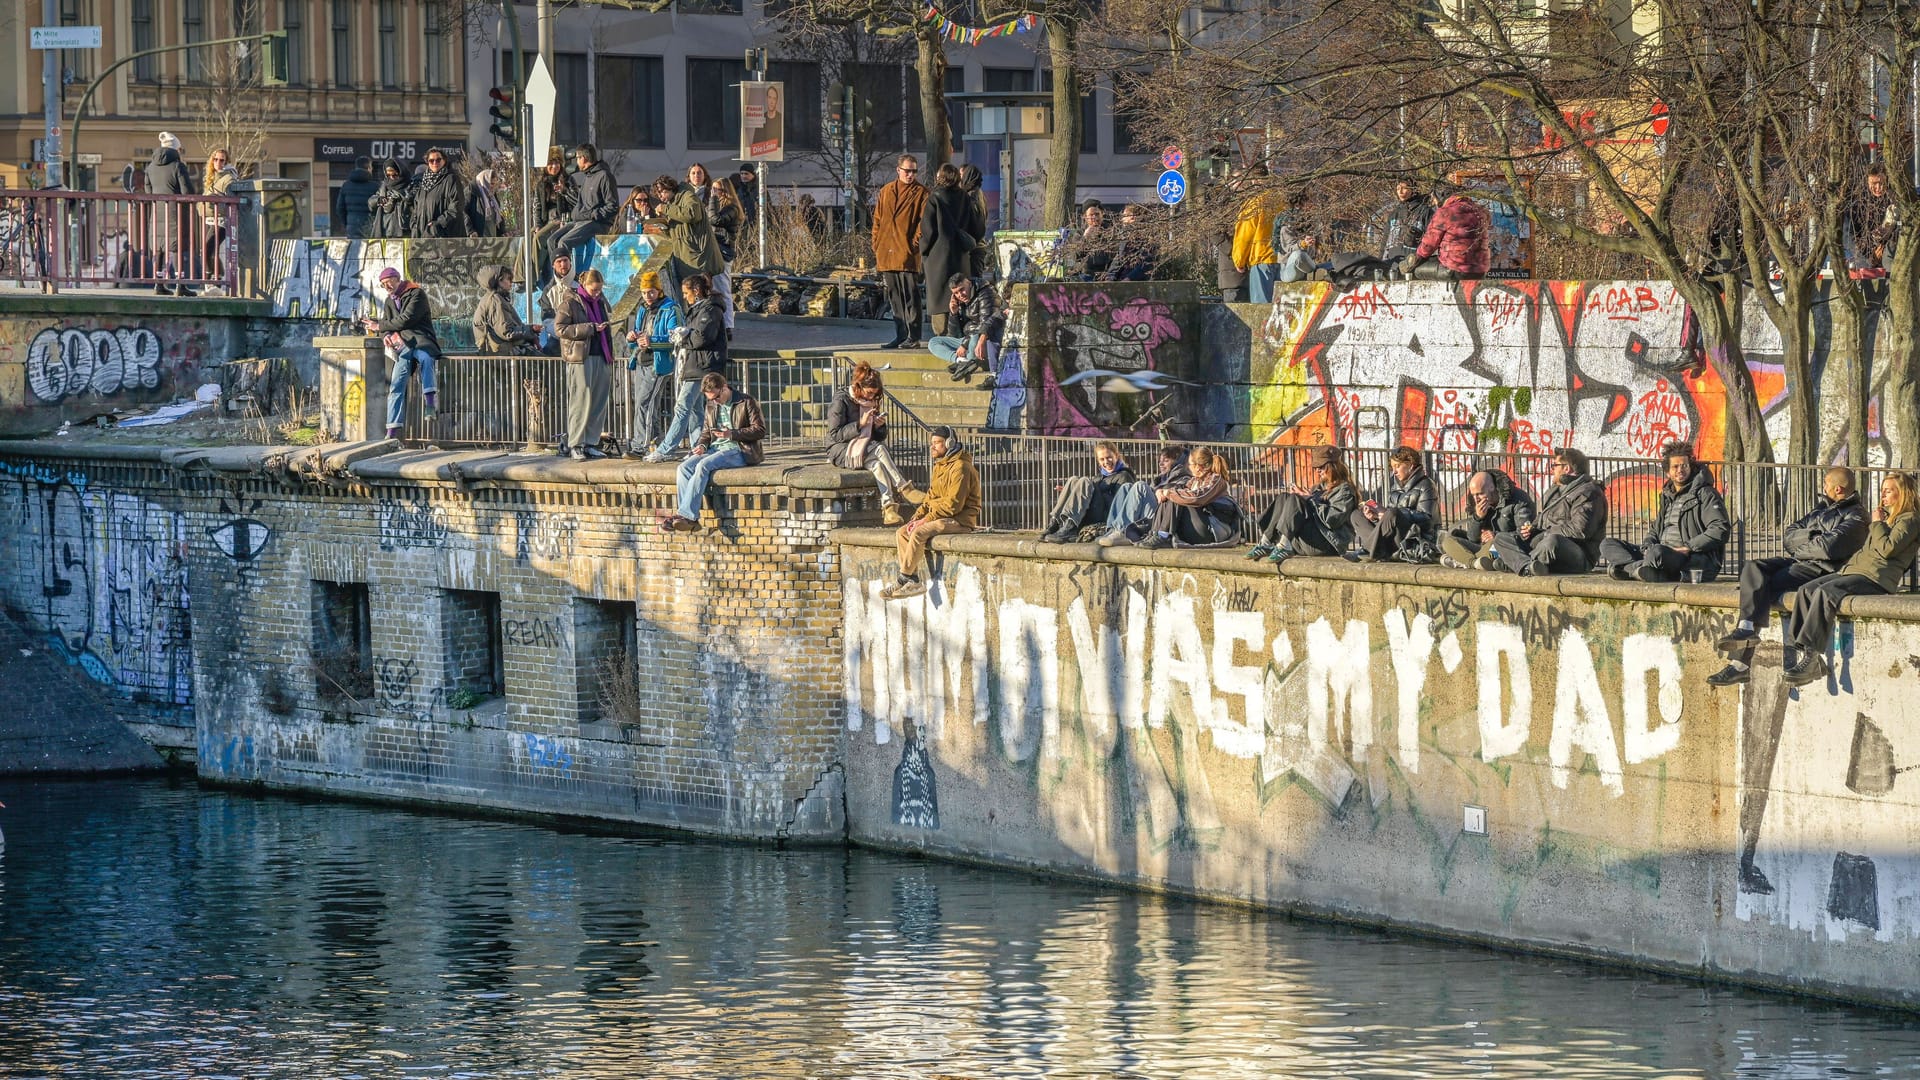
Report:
831,348,997,433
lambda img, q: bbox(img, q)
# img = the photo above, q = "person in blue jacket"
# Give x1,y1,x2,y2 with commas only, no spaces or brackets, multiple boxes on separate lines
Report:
624,270,681,457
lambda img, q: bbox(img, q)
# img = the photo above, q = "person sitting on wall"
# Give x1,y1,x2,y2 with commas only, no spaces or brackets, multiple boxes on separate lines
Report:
361,266,441,441
1439,469,1536,570
1707,467,1870,686
827,361,924,526
1399,182,1490,280
1491,448,1608,576
883,426,981,600
931,277,1004,381
1599,442,1730,582
1351,445,1438,563
1379,179,1435,263
658,372,767,533
1780,471,1920,687
1247,446,1358,563
1278,233,1330,283
471,264,541,355
1136,447,1241,550
1040,441,1138,544
1097,444,1192,547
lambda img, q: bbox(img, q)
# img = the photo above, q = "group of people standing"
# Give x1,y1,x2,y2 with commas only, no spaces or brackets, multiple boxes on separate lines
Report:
871,154,993,351
334,151,505,240
132,131,239,295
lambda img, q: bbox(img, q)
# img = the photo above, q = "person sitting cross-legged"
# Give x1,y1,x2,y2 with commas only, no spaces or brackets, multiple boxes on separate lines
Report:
1137,447,1242,550
1780,472,1920,687
1351,445,1438,562
1439,469,1535,570
658,373,766,534
1707,466,1870,687
1599,441,1729,582
1041,441,1136,544
1247,446,1357,562
1491,448,1608,576
883,426,981,599
1096,444,1191,547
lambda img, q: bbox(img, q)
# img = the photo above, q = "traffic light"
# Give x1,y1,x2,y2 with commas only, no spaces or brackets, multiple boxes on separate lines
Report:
488,87,518,146
261,30,288,87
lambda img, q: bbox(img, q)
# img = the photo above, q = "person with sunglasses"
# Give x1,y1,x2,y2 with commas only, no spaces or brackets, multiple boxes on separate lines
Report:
409,148,469,238
872,154,929,349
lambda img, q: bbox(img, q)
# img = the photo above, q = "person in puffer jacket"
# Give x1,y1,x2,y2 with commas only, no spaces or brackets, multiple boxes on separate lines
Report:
931,277,1005,379
1402,185,1490,279
1247,445,1358,562
1491,447,1609,575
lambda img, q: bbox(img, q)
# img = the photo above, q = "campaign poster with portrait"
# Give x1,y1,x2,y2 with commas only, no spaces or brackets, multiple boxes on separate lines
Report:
741,81,785,163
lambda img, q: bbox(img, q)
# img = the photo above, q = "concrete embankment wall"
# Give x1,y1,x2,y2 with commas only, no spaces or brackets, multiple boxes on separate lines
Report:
836,530,1920,1009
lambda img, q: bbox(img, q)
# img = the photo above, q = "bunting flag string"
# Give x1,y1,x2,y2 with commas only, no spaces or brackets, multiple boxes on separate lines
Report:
922,4,1041,45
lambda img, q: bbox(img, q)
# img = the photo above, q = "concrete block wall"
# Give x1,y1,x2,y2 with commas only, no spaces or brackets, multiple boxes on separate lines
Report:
836,529,1920,1010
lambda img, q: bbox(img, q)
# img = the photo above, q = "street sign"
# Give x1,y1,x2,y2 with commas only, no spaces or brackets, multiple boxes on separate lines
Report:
525,55,558,165
1649,101,1670,137
31,26,102,49
76,153,102,166
1156,170,1186,206
1161,146,1184,171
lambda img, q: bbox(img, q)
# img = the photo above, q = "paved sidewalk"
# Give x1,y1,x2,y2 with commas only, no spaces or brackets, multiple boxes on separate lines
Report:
730,313,897,356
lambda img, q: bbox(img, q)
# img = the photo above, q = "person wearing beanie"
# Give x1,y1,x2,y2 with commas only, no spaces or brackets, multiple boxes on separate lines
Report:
361,266,442,440
883,426,980,600
145,132,196,294
623,270,682,456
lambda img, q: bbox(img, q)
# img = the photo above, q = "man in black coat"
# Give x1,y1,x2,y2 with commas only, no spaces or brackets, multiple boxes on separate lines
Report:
1706,467,1870,686
550,143,618,271
362,266,443,440
145,132,196,295
1600,441,1731,582
408,148,468,238
1492,448,1607,575
1379,180,1435,262
334,156,380,239
1041,442,1137,544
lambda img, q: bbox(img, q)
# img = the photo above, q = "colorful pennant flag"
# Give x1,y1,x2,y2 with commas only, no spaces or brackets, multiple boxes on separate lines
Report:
922,5,1040,46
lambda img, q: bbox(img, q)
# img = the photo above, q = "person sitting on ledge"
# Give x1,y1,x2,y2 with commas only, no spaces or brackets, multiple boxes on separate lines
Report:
827,361,923,525
1440,469,1535,570
1098,444,1191,547
658,373,765,534
1781,471,1920,687
1491,448,1608,576
361,266,441,441
884,426,981,600
1708,466,1869,687
1041,441,1136,544
1351,445,1437,563
1247,446,1357,563
1137,447,1241,550
1600,441,1729,583
931,276,1004,381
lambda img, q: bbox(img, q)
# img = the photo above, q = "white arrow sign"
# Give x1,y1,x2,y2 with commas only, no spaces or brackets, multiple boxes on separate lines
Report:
525,55,558,166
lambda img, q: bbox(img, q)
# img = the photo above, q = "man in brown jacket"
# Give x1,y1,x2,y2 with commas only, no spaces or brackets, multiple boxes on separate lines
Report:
883,426,980,599
873,154,929,350
660,372,767,533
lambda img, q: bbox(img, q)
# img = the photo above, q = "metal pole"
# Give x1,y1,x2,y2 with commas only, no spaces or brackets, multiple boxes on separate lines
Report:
844,84,857,233
537,0,553,69
522,101,536,325
43,0,63,188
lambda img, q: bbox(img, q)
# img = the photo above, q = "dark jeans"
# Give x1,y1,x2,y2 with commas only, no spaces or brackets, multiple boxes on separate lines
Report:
1786,573,1886,655
1736,558,1830,631
1151,501,1235,546
1351,507,1428,560
881,270,923,344
550,220,606,272
1492,531,1592,575
1597,538,1717,582
1253,493,1342,556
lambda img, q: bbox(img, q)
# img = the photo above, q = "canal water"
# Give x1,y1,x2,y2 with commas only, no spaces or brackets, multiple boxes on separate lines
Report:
0,779,1916,1078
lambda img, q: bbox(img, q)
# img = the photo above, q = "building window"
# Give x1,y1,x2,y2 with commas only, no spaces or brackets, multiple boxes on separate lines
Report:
687,57,746,150
845,62,921,153
311,580,372,704
442,590,504,701
573,599,637,725
60,0,90,81
131,0,157,83
769,60,821,152
677,0,743,13
184,0,207,82
331,0,353,88
1112,93,1150,155
600,55,666,149
423,2,446,89
500,49,587,146
283,0,306,85
377,0,398,89
233,0,260,82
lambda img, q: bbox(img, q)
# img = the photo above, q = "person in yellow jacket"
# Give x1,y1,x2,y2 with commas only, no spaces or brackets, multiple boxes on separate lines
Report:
883,426,981,600
1232,185,1286,303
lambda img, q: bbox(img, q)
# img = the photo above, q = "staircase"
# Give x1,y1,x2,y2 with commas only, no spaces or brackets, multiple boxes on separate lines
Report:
829,348,998,435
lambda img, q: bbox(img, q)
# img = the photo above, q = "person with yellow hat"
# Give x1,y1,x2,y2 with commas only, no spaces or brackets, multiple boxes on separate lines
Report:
624,269,682,456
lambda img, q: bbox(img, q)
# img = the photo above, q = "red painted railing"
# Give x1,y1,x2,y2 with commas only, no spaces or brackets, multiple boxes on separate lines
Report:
0,188,243,295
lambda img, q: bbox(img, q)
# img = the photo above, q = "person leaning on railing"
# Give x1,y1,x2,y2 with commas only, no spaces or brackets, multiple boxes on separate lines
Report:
1489,447,1608,576
1246,446,1358,563
1600,441,1730,583
1040,442,1136,545
827,362,924,525
646,273,728,463
1707,466,1870,687
1352,445,1439,563
362,266,441,440
553,267,619,460
1780,471,1920,687
624,272,681,458
471,264,541,354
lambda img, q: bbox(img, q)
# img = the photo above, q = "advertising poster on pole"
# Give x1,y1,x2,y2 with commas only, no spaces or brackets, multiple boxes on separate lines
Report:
740,81,786,163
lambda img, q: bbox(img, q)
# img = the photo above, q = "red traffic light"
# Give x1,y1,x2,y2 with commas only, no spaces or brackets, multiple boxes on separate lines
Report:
490,86,513,104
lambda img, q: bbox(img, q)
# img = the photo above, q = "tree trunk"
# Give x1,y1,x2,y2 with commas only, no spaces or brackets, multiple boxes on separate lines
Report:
1824,277,1870,467
915,28,951,168
1677,279,1772,464
1883,270,1920,468
1042,18,1080,230
1765,276,1818,467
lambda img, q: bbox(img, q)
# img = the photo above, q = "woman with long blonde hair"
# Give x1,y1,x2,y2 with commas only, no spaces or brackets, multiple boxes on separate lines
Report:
1781,470,1920,686
1134,446,1241,548
200,147,239,291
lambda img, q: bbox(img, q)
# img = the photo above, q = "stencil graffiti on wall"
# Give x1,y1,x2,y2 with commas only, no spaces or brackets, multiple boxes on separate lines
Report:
377,498,448,551
0,475,192,707
25,327,165,402
891,729,940,829
375,655,422,718
269,238,404,321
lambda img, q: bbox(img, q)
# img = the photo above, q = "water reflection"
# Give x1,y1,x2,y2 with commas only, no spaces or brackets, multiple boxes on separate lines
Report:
0,777,1914,1078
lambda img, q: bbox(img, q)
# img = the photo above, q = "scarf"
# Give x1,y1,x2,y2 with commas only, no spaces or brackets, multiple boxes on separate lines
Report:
576,287,614,363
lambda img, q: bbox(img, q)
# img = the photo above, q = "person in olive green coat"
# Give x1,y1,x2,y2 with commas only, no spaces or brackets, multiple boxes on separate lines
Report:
1782,471,1920,687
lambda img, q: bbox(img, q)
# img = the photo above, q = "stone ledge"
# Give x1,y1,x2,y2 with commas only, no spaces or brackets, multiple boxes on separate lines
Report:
832,526,1920,620
0,293,269,318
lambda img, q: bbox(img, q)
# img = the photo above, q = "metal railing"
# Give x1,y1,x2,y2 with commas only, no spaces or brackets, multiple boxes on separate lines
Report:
0,188,242,294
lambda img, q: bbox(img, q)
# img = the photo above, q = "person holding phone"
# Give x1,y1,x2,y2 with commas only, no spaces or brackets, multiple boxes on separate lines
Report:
553,267,618,459
660,373,766,534
1352,445,1438,562
1247,445,1358,562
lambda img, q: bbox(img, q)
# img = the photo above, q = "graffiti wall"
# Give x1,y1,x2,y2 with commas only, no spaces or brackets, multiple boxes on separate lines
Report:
0,313,223,434
838,541,1920,1007
1024,280,1206,437
0,461,192,716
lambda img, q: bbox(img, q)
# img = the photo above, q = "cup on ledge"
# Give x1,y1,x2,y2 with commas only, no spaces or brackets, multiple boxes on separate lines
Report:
1688,568,1704,584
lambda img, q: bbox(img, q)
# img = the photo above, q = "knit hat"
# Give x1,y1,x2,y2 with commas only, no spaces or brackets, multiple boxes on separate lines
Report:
929,425,955,442
377,267,402,283
640,271,662,291
158,131,182,150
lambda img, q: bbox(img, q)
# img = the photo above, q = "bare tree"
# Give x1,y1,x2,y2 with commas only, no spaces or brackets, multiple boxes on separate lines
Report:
189,0,276,175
